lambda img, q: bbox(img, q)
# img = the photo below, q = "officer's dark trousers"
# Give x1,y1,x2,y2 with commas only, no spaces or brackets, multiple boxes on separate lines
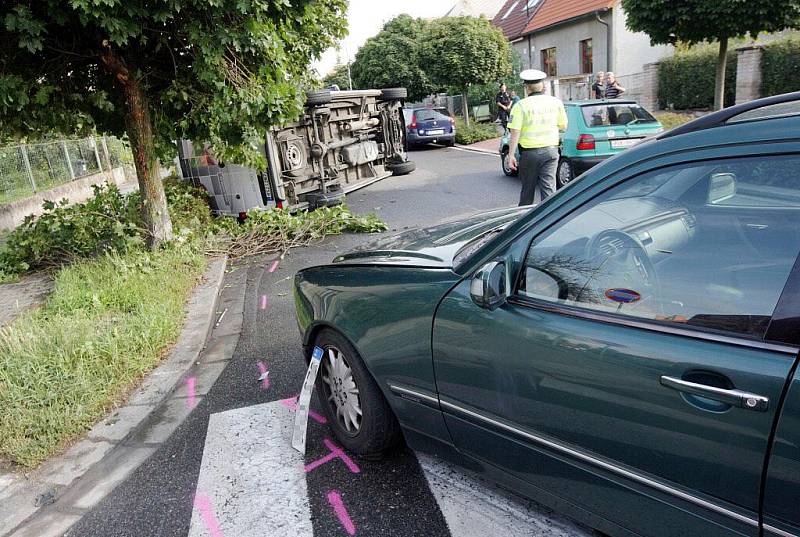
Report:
518,146,558,206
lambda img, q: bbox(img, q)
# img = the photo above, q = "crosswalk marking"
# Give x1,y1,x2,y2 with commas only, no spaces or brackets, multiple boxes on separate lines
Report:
188,401,314,537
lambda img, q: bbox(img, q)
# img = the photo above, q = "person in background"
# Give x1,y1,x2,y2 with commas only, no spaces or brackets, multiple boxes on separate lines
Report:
592,71,605,99
495,83,512,131
510,89,521,108
508,69,567,205
604,72,626,99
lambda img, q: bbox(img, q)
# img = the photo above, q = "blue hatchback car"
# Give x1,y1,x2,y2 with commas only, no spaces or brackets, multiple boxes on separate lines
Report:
403,107,455,147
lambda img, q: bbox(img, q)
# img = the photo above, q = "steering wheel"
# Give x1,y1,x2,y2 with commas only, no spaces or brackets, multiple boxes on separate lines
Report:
582,230,662,314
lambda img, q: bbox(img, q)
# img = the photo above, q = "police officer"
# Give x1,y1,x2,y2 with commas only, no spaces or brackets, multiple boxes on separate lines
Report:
508,69,567,205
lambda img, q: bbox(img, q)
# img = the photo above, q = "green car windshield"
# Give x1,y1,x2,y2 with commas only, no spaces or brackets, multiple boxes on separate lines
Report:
581,104,657,127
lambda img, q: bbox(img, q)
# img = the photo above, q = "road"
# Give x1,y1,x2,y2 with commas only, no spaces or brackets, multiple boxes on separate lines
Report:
65,146,592,537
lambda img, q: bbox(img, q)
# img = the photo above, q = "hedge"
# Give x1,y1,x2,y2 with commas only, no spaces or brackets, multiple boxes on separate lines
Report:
761,38,800,97
658,48,737,110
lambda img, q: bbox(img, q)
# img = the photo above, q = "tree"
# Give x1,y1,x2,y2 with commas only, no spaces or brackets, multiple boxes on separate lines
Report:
351,15,434,102
419,16,511,126
622,0,800,110
0,0,346,247
323,63,353,90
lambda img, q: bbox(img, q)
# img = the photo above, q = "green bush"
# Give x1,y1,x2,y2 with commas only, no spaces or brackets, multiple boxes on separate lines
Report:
454,118,499,145
0,179,211,275
761,38,800,97
658,46,737,110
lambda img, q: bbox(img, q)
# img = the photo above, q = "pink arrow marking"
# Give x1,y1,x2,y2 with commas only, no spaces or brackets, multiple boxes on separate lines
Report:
327,490,356,535
269,260,279,273
279,395,327,424
305,437,360,474
194,493,225,537
186,376,197,409
257,361,270,390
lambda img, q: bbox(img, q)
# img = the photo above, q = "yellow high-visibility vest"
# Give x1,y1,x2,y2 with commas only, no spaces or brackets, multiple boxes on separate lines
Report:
507,94,567,148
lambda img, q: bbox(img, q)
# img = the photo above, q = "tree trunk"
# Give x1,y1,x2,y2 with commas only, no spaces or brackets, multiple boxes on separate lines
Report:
462,86,470,128
101,49,173,249
713,36,729,111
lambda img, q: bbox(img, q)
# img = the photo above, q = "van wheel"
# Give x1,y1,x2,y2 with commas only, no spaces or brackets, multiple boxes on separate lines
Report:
379,87,407,100
501,148,517,177
306,90,332,106
314,329,402,458
387,160,416,176
556,158,573,189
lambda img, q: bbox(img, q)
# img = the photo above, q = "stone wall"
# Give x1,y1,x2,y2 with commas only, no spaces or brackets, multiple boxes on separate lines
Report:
0,166,128,232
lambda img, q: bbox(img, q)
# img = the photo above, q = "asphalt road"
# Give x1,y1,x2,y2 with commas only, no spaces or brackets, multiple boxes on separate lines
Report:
66,145,590,537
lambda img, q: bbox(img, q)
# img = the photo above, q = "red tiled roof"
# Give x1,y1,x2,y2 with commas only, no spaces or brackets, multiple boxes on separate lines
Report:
491,0,540,41
522,0,614,34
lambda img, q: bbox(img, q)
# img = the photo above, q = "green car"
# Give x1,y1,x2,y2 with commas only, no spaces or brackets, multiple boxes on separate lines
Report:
295,92,800,537
500,99,663,188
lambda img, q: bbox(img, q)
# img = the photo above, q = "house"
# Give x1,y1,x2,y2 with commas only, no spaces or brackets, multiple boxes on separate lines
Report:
493,0,672,107
445,0,508,19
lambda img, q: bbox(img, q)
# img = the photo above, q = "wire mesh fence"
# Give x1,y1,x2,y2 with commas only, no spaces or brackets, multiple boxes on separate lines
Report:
0,136,133,205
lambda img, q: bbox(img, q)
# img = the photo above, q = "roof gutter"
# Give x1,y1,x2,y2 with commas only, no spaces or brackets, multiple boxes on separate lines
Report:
595,10,612,72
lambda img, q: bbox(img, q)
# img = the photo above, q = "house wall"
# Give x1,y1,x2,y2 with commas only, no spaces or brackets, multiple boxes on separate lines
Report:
527,18,609,76
610,2,672,77
512,39,532,69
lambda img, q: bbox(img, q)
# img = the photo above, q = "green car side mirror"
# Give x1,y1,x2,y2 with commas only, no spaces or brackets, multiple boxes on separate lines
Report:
470,261,507,310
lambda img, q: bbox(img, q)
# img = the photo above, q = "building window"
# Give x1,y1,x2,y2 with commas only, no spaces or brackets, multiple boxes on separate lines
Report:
541,47,557,77
580,39,593,74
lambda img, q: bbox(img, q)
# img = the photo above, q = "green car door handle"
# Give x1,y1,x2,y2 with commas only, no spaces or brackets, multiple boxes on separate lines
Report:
660,376,770,412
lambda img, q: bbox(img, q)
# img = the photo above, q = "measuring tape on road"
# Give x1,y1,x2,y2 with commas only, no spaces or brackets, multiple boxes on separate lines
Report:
292,346,324,453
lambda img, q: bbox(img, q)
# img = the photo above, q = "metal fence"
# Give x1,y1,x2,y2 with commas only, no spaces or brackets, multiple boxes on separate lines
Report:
0,136,133,205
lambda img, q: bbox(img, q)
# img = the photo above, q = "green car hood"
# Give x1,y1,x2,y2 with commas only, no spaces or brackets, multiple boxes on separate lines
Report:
333,206,528,268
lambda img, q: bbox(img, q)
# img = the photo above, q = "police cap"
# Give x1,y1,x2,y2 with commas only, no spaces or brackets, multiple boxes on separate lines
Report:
519,69,547,83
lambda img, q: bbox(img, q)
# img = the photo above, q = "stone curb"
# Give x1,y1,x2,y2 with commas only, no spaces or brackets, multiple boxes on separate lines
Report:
453,143,498,156
0,255,237,537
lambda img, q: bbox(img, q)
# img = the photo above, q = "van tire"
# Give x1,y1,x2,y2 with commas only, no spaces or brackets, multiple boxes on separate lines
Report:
306,90,332,106
379,87,407,101
387,160,416,176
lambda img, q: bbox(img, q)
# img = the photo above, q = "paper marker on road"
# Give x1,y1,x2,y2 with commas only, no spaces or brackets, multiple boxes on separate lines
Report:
292,346,324,453
257,362,270,389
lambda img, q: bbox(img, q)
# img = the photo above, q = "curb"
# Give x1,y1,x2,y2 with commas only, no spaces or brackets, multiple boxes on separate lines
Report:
0,255,235,537
453,144,499,156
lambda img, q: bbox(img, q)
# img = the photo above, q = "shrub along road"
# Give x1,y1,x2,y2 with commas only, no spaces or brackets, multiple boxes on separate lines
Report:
65,146,591,537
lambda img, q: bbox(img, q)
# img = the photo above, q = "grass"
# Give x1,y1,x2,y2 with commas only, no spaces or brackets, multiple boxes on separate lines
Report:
0,245,204,467
653,111,696,131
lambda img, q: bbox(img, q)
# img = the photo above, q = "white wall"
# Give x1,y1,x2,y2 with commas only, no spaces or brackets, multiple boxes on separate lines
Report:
610,1,672,77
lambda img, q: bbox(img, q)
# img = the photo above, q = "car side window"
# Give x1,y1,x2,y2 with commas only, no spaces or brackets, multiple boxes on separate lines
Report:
518,155,800,339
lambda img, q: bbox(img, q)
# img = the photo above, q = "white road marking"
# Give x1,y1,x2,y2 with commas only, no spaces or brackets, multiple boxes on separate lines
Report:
418,453,592,537
188,401,313,537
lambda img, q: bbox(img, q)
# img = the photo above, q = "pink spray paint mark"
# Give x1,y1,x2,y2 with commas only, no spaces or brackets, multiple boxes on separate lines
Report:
257,361,270,390
186,376,197,409
260,294,268,310
279,395,327,424
327,490,356,535
194,493,225,537
304,438,360,474
269,260,279,273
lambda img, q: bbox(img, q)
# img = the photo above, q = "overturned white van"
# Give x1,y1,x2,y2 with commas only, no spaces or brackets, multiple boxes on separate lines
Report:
177,88,414,217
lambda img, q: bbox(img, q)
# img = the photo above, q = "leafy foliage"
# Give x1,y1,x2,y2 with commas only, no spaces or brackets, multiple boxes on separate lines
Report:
419,17,512,95
454,118,499,145
322,63,353,90
761,37,800,97
658,47,737,109
622,0,800,46
351,15,435,102
0,1,348,166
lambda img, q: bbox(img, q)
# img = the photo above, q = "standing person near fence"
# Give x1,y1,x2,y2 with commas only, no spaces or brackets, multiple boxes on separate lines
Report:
508,70,567,205
495,83,512,131
604,72,626,99
592,72,606,99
